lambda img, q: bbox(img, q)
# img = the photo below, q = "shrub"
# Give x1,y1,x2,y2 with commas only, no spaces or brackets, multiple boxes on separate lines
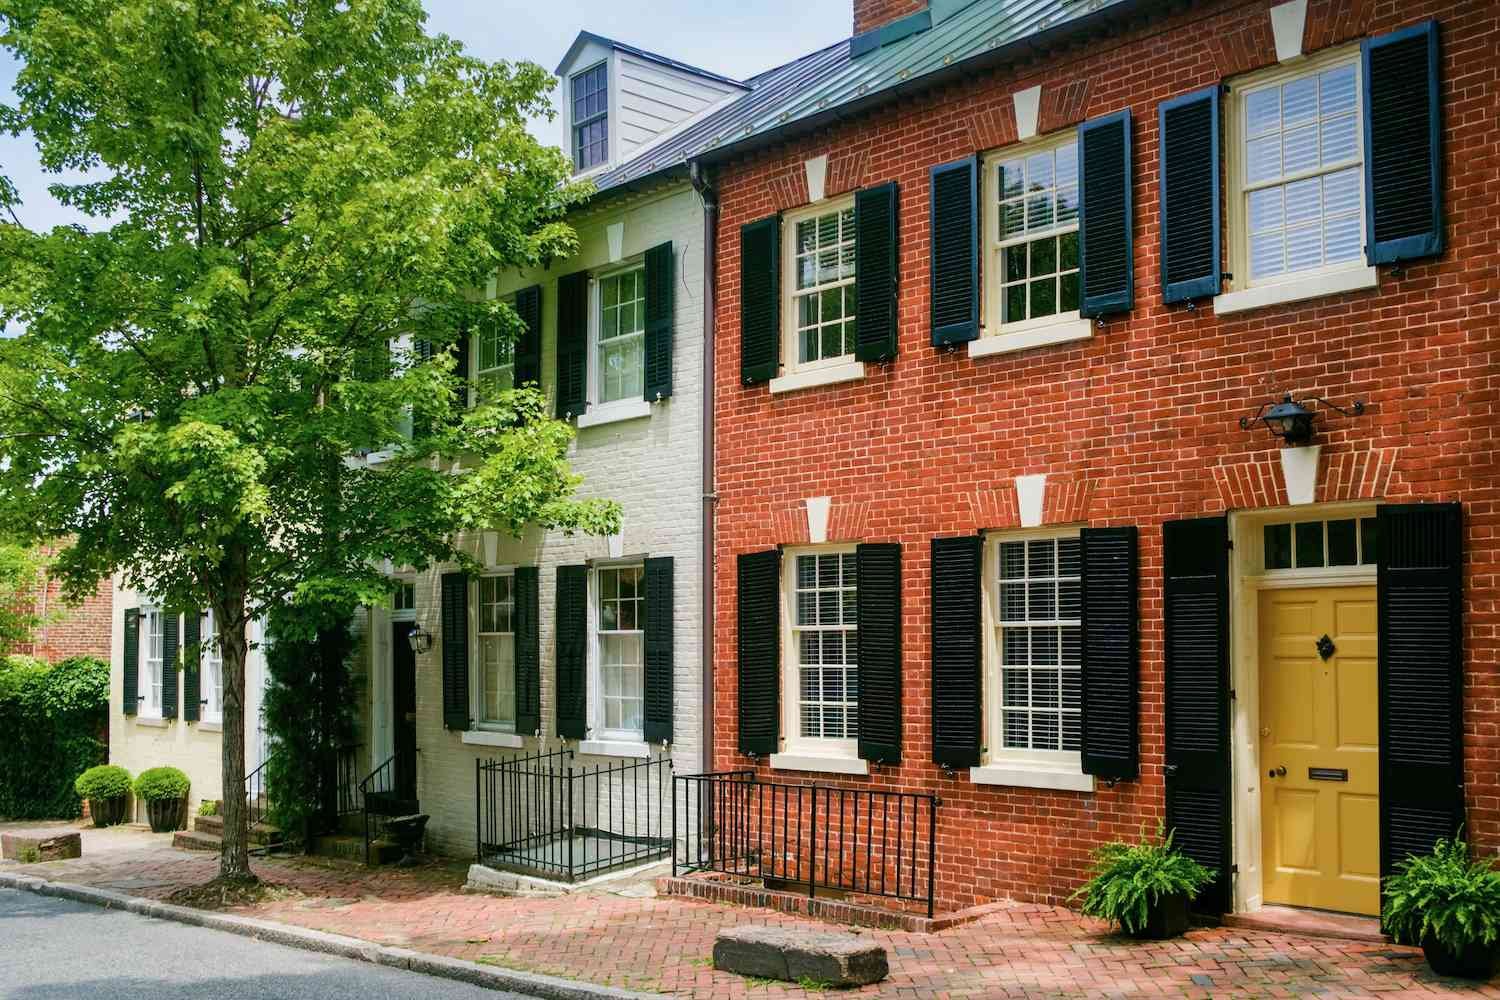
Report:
133,766,190,803
197,799,220,817
74,764,131,800
1385,835,1500,952
0,654,109,819
1071,824,1216,934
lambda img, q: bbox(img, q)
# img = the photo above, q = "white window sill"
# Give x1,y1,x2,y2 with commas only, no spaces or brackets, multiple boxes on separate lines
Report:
578,738,650,759
769,752,869,776
1214,266,1378,315
970,763,1095,793
134,716,169,728
970,318,1093,358
461,730,525,749
576,399,652,429
197,721,222,732
768,360,866,395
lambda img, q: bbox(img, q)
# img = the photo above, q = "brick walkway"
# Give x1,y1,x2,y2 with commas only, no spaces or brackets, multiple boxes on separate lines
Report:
3,823,1499,998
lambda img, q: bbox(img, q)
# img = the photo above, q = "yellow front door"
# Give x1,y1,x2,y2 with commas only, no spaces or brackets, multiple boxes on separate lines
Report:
1259,585,1380,916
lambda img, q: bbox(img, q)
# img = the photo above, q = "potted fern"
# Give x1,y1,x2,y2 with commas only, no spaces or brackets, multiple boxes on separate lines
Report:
1072,825,1215,939
1385,834,1500,979
133,766,190,833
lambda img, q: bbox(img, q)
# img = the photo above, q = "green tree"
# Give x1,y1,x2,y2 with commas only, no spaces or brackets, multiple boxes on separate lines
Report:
0,543,48,653
0,0,618,884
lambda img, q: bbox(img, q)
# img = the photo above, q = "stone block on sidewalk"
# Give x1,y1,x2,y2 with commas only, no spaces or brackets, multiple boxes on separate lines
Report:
713,924,888,987
2,829,82,863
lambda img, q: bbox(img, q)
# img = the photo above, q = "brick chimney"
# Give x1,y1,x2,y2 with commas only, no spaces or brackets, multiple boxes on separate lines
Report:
853,0,928,36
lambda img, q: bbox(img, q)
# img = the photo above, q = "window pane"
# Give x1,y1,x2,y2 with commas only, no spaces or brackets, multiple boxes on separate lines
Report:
1295,520,1325,568
1264,523,1292,570
1360,517,1379,566
999,161,1024,199
1029,236,1057,277
1320,64,1357,117
1029,278,1056,318
1327,518,1358,567
1246,87,1280,137
1004,245,1026,283
1058,231,1079,271
1005,284,1026,323
1060,273,1079,312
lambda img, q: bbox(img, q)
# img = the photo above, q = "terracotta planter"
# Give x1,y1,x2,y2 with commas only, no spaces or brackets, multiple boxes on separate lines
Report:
1423,937,1498,980
144,796,185,833
88,795,129,828
1125,891,1191,940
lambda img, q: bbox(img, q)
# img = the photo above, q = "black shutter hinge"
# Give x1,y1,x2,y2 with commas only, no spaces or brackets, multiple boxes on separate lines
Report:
1226,539,1234,551
1229,688,1236,701
1230,864,1239,874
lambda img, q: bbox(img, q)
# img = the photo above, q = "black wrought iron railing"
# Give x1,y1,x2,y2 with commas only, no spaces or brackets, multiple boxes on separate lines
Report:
333,743,362,817
476,747,672,882
246,753,274,829
359,748,418,864
672,772,939,918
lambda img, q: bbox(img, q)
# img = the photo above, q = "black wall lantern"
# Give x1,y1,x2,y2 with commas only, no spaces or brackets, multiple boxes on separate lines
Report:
408,624,433,655
1239,393,1365,446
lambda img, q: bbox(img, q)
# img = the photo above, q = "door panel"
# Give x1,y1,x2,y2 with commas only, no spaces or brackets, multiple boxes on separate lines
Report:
1259,585,1379,916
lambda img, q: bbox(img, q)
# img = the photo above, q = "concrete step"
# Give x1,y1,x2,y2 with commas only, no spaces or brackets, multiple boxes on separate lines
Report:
194,814,223,836
173,829,221,852
189,814,282,847
309,833,404,865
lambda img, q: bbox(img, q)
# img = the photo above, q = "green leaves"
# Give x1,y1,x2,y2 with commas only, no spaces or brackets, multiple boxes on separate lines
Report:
1384,835,1500,951
1070,824,1216,934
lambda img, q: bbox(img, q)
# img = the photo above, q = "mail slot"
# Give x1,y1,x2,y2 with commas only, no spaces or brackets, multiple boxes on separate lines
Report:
1308,767,1348,782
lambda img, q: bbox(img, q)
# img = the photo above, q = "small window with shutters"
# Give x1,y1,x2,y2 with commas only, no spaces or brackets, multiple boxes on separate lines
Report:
779,545,861,763
1221,45,1377,312
199,610,223,724
472,305,515,405
139,604,166,720
779,197,859,381
979,131,1091,353
592,563,646,742
576,260,655,428
976,530,1093,791
470,572,518,733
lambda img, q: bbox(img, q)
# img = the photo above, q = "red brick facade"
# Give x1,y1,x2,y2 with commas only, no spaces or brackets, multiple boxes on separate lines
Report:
853,0,928,36
9,555,112,663
712,0,1499,911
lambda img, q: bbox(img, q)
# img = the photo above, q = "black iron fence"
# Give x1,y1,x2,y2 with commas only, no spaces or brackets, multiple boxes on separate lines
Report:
332,743,362,817
476,747,672,882
360,748,418,864
672,771,939,918
246,753,274,829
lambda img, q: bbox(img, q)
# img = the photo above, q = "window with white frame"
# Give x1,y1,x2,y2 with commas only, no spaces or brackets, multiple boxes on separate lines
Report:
1235,53,1363,287
572,63,608,172
392,580,416,617
595,565,644,740
474,314,514,403
785,548,859,751
595,267,645,405
200,610,223,724
983,133,1080,333
475,574,516,731
784,199,857,372
141,606,165,718
989,533,1082,761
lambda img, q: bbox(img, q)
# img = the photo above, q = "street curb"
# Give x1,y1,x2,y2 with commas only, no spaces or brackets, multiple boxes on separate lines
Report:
0,871,665,1000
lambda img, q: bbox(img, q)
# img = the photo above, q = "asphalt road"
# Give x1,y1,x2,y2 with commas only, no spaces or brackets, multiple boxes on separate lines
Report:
0,887,531,999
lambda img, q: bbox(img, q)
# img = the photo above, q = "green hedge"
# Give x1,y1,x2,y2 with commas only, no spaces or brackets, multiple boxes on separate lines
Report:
133,766,190,802
0,655,110,819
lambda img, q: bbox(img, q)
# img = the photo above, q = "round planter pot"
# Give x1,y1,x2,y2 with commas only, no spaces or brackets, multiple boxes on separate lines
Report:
1125,891,1192,940
1423,937,1498,980
89,795,129,828
145,796,186,833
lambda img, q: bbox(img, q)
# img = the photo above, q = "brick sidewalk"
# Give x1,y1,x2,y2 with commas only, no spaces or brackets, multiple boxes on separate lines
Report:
4,824,1498,998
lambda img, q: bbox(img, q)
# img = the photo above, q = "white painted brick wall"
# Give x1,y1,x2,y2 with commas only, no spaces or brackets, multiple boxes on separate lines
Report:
357,180,708,859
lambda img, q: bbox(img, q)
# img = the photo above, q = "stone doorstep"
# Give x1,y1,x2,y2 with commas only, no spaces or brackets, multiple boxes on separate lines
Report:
713,924,888,987
658,876,1013,933
0,829,82,863
466,858,670,897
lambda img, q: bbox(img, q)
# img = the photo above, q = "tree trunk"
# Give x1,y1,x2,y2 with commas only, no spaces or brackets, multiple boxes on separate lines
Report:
216,576,255,883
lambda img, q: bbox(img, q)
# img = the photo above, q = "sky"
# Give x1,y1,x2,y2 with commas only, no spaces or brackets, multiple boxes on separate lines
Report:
0,0,851,233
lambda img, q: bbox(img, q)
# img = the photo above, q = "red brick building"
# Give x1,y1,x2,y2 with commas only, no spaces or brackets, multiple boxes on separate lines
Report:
10,554,112,663
700,0,1497,918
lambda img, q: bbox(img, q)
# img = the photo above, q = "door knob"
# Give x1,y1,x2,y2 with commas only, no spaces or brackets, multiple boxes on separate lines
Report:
1267,765,1287,778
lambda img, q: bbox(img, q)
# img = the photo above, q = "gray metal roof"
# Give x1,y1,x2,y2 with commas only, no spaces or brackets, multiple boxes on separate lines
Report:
554,30,746,88
588,0,1148,198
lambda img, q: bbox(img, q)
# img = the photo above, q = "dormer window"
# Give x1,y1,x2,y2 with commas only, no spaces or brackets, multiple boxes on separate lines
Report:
572,63,609,171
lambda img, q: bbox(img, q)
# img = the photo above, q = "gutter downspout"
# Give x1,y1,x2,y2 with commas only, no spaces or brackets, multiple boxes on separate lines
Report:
690,160,718,776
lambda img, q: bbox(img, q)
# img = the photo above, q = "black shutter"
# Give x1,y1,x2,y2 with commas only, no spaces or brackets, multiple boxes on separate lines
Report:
931,535,982,768
739,216,780,385
1159,87,1220,304
1079,109,1134,318
854,182,899,362
1378,502,1463,880
513,285,542,388
555,564,588,740
1363,20,1443,265
736,549,780,755
1080,527,1138,780
929,158,978,346
122,608,140,717
856,543,902,763
1162,516,1231,913
160,612,179,720
452,328,471,414
643,556,674,744
643,241,675,401
555,271,589,418
183,611,201,723
441,571,470,730
514,566,541,736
